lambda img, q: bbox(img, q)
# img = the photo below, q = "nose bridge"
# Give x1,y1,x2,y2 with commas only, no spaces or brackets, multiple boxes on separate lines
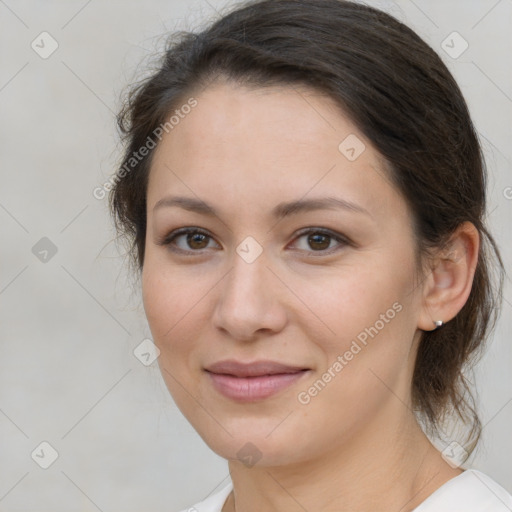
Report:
223,244,270,313
212,242,285,338
234,241,268,290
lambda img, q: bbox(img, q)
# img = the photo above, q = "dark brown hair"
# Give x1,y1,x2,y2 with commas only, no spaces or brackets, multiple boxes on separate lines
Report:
109,0,504,456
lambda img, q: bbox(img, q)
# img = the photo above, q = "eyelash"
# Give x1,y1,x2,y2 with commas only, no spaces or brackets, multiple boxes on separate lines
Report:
157,226,352,257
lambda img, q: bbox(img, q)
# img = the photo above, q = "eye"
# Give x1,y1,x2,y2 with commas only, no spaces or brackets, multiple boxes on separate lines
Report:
290,228,350,255
157,227,220,254
157,226,351,256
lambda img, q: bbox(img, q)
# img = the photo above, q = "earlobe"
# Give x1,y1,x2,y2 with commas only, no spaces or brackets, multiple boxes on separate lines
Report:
418,222,480,332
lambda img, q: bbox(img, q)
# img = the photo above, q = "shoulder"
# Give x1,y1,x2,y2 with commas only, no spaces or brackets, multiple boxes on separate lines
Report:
414,469,512,511
176,482,233,512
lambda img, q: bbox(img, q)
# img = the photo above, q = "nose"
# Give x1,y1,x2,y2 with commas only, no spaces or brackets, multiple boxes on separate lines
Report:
211,249,288,341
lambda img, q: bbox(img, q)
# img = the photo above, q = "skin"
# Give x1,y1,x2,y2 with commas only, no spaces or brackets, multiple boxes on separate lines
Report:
142,81,479,512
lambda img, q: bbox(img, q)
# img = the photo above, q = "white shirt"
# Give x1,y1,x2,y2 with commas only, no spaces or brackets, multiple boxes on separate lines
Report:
177,469,512,512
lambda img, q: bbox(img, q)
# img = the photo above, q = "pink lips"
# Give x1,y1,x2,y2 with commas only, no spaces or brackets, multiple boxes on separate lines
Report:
204,359,310,402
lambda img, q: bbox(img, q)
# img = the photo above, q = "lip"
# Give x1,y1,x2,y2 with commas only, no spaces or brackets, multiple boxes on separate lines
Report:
205,359,309,377
204,359,310,402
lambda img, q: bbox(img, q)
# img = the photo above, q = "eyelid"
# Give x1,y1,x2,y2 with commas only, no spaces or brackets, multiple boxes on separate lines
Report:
156,227,219,251
289,227,351,255
157,226,352,255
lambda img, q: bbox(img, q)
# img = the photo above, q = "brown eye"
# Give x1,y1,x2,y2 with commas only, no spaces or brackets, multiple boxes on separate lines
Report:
158,227,220,253
307,233,331,251
292,228,349,254
186,232,210,250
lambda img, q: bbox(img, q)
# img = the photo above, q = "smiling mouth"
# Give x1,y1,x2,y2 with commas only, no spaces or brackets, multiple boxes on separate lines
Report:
205,368,310,402
204,359,310,377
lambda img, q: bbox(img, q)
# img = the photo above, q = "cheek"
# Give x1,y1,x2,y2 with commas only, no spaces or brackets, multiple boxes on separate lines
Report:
141,261,202,362
297,258,411,350
142,249,201,335
142,267,174,340
296,253,417,401
141,265,208,413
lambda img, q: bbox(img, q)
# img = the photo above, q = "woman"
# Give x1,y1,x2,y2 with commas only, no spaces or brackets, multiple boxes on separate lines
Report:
109,0,511,510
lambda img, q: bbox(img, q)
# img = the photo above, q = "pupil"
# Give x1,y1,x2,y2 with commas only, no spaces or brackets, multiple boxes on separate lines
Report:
309,234,329,250
188,232,207,249
185,232,331,251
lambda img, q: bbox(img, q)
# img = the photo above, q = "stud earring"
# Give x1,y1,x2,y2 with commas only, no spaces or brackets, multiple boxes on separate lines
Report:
433,320,443,329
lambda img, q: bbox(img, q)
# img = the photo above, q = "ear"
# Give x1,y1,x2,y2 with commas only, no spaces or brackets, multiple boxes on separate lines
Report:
418,222,480,332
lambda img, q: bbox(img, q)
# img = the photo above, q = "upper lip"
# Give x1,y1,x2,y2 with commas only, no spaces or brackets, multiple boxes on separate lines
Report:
204,359,309,377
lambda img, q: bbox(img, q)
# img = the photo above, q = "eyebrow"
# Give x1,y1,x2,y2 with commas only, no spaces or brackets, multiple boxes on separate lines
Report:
152,195,370,219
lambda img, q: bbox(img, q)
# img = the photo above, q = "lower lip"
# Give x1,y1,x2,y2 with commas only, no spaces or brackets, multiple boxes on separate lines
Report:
206,370,309,402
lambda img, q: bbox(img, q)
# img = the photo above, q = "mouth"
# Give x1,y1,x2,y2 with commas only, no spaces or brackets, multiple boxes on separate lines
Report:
204,359,311,402
204,359,310,377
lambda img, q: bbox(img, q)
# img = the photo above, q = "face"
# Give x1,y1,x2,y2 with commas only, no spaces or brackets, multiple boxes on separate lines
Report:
142,81,425,467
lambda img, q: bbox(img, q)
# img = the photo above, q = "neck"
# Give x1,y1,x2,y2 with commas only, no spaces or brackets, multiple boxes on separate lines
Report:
224,410,462,512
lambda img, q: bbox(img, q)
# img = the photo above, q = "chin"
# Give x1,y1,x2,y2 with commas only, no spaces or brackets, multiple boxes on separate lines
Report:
195,423,308,468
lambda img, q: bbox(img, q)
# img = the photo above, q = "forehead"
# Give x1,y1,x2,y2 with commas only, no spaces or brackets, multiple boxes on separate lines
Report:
147,82,404,220
158,81,359,158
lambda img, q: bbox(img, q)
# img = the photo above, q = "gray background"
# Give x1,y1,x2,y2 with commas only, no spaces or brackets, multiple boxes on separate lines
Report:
0,0,511,510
